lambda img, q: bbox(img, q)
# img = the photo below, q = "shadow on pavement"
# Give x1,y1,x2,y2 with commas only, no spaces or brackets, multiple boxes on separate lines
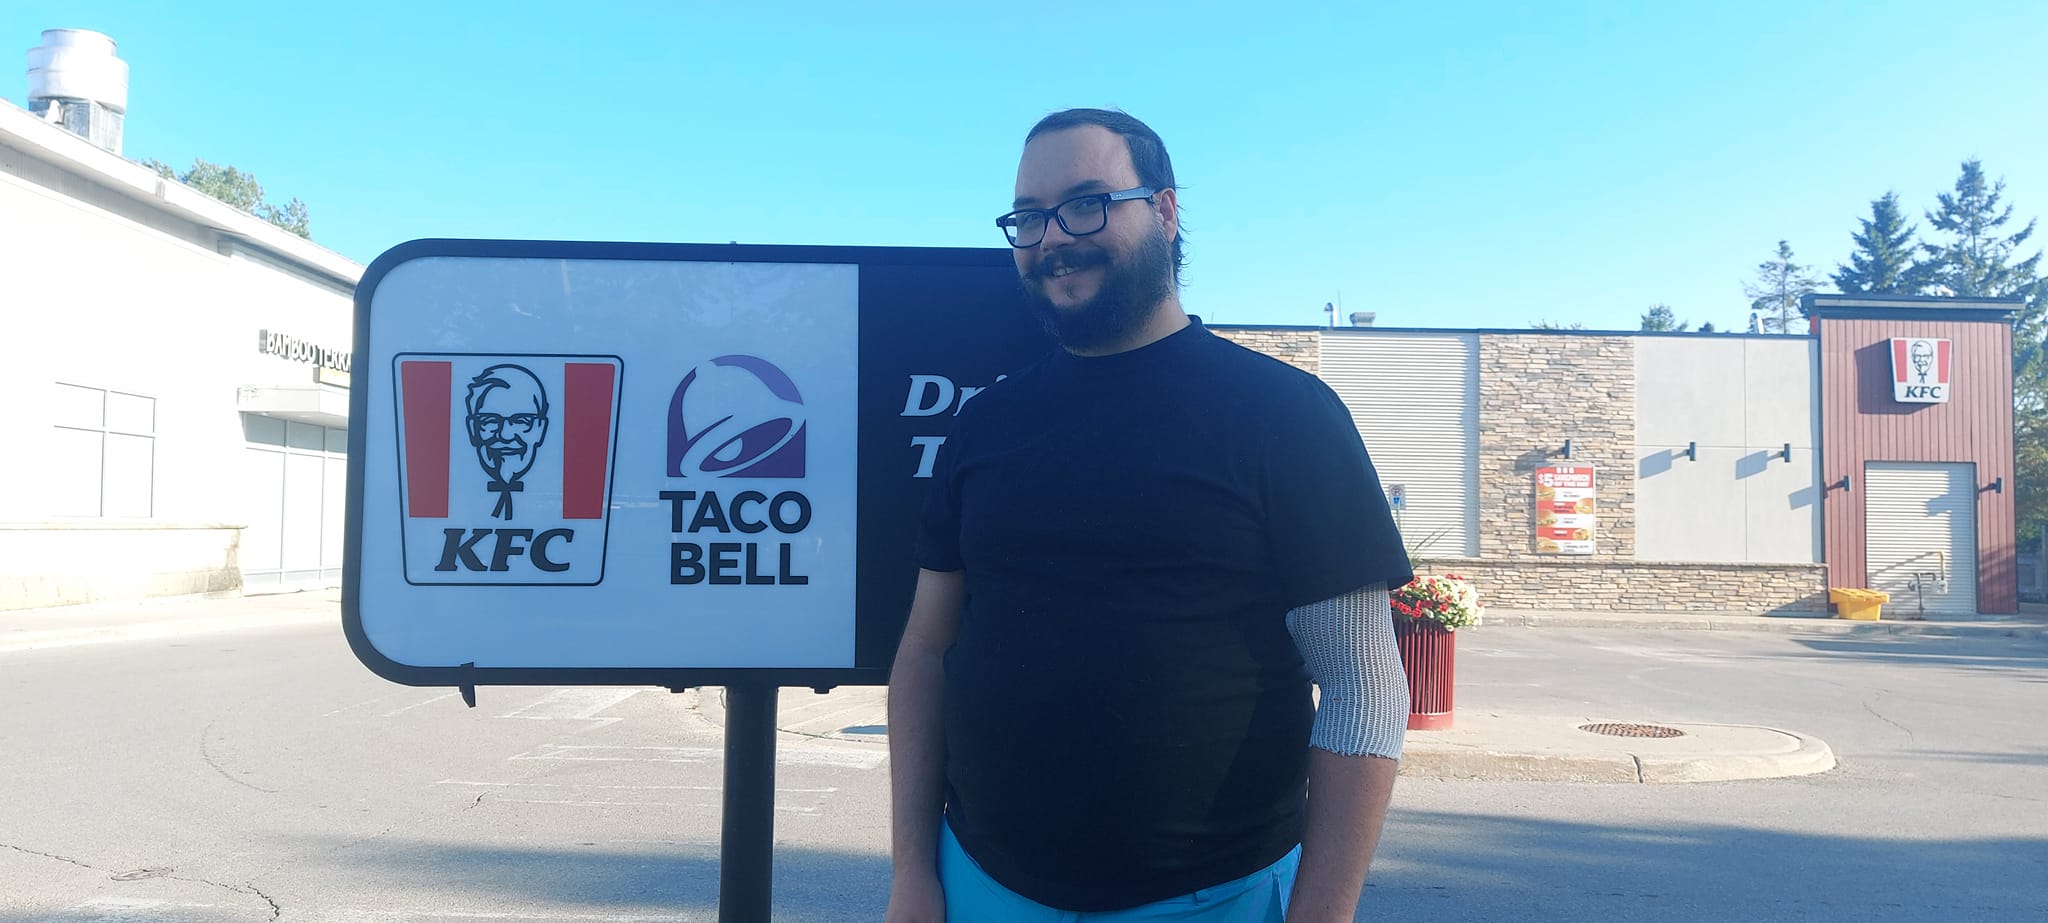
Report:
1368,807,2047,920
1791,633,2048,673
286,840,887,922
12,815,2039,922
1909,748,2048,767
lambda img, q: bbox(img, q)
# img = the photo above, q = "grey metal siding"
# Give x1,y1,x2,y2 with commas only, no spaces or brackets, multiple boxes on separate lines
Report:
1635,337,1820,563
1320,333,1479,557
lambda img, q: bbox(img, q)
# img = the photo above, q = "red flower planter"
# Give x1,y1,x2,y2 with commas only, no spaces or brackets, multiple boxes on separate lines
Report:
1395,621,1455,730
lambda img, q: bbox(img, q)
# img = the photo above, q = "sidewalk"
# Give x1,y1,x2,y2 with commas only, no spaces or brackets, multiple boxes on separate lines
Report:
1482,606,2048,638
8,590,2042,653
0,588,339,654
694,685,1838,785
16,590,2041,782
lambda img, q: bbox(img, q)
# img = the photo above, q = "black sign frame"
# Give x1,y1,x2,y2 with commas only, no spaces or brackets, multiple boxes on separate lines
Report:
342,238,1049,690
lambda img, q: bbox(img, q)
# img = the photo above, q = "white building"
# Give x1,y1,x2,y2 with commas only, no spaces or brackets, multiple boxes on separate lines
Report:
1,30,363,609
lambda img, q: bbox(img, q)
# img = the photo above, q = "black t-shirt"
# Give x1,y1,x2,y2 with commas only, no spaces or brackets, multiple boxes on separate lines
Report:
915,318,1411,912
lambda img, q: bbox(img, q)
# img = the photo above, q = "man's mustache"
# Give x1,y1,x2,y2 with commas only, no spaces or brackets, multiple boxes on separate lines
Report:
1023,247,1109,284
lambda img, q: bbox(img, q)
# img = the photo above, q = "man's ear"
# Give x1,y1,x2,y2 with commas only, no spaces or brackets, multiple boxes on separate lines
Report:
1154,186,1180,245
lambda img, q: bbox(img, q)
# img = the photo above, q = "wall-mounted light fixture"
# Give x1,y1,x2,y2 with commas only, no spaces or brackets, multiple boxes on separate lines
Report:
1829,475,1852,493
1685,441,1698,461
1779,443,1792,463
1561,438,1572,459
1984,477,2006,494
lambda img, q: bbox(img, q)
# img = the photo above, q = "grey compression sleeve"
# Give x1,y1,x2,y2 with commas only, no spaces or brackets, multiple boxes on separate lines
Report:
1285,585,1408,760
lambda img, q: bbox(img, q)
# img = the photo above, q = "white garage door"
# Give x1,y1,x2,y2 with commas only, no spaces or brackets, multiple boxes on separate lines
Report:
1864,462,1977,615
242,416,347,592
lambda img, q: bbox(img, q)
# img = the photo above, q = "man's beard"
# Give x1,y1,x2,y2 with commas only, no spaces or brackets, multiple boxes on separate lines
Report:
1021,226,1174,353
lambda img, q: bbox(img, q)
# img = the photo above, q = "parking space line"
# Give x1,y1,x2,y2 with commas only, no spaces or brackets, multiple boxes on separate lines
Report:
378,692,459,717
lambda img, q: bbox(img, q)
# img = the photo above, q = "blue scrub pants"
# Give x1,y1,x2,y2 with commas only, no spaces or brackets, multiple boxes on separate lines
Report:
937,820,1300,922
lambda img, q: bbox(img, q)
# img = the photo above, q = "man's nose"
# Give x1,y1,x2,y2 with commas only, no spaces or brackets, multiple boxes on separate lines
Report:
1036,216,1077,250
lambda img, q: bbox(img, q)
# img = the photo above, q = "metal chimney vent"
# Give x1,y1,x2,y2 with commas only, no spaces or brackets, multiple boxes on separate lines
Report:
27,29,129,154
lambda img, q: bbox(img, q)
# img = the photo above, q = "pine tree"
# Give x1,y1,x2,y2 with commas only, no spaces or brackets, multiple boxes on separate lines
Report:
1639,304,1690,331
1922,160,2040,298
1920,160,2047,540
140,157,312,238
1833,192,1931,294
1743,240,1820,334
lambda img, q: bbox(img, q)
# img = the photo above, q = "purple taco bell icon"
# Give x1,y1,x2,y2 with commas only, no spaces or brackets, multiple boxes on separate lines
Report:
666,355,807,478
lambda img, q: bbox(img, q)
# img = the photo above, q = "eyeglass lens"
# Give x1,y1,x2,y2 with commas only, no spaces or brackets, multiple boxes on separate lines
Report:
1010,196,1110,246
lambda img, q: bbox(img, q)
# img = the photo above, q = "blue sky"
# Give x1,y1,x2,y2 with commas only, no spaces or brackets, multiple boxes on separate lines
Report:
16,1,2046,331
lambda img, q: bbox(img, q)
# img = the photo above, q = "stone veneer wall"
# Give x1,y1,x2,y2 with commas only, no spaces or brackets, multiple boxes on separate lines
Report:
1460,334,1825,611
1479,335,1637,559
1413,560,1829,612
1218,328,1832,612
1215,328,1319,374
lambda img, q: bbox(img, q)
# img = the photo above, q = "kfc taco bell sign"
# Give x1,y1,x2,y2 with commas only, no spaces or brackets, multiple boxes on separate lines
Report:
347,242,1049,685
1890,337,1953,404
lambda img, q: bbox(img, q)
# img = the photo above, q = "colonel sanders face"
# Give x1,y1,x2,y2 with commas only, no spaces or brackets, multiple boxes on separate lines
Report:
1910,340,1934,381
465,365,550,487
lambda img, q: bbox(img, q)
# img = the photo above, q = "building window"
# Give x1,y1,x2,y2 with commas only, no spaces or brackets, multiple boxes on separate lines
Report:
52,383,155,518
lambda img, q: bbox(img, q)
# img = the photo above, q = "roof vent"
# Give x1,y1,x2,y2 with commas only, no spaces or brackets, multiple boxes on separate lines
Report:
27,29,129,154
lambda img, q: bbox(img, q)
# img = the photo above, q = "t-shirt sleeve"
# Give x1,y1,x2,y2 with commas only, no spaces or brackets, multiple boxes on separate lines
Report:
914,419,967,573
1263,378,1414,607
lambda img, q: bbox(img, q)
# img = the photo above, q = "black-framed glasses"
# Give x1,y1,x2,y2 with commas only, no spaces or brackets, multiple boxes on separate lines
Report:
996,186,1156,248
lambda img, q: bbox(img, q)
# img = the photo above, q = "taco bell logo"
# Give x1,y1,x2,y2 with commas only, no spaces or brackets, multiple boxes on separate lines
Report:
394,354,623,586
667,355,806,478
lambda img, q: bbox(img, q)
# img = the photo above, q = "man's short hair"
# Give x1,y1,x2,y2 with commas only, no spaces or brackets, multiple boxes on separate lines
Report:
1026,108,1186,287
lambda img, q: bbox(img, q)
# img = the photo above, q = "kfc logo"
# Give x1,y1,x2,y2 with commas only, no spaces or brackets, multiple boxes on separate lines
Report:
1890,338,1953,404
395,354,623,586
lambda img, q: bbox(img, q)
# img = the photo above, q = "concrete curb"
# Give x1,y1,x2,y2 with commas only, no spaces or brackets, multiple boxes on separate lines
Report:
703,688,1841,787
1398,748,1642,783
1479,612,2048,638
1401,718,1837,784
1634,726,1837,784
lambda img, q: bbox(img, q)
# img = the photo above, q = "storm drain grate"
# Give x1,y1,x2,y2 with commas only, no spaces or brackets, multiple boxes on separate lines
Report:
1579,722,1685,739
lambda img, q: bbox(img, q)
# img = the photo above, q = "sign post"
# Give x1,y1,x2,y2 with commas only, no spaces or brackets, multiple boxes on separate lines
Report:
719,681,778,921
345,240,1049,920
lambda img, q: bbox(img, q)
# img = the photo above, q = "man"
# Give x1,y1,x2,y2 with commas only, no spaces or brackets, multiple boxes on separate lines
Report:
886,108,1412,922
464,364,550,520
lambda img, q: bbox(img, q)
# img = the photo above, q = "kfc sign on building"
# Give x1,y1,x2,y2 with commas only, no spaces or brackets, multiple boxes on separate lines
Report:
1890,337,1953,404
